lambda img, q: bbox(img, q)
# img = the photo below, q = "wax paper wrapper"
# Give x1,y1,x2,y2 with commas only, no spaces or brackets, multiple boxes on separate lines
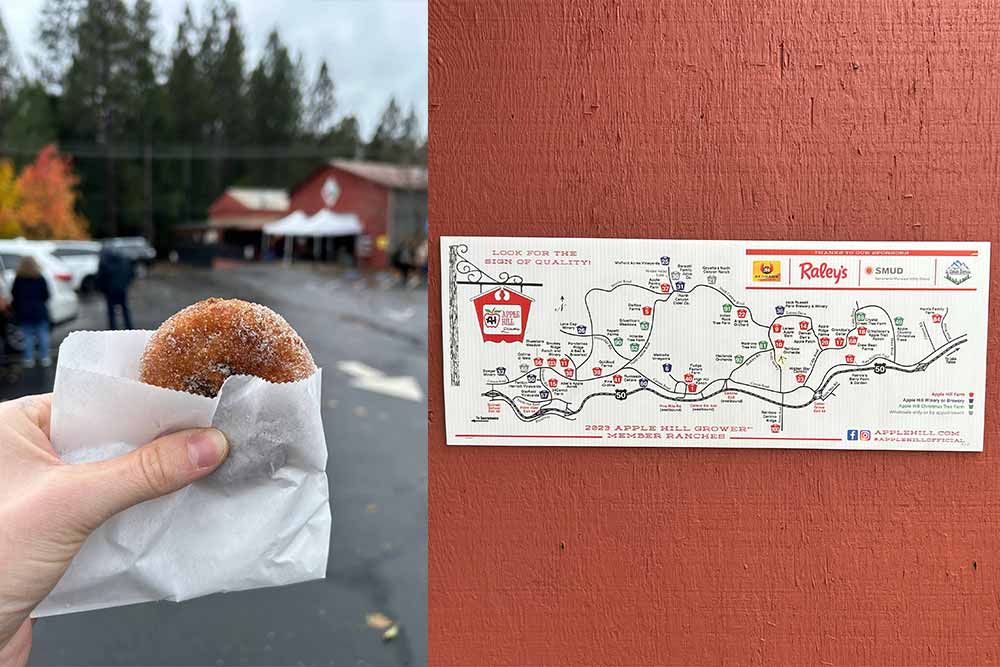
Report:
33,330,331,617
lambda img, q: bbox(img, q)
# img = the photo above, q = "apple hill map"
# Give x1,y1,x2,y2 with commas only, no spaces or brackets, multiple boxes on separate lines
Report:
442,238,989,450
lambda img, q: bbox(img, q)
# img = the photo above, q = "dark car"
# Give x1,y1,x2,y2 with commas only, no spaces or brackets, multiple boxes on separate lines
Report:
101,237,157,268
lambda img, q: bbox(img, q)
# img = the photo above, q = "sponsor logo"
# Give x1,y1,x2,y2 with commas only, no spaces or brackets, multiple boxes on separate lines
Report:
847,429,858,441
859,429,871,441
752,260,781,282
865,265,904,276
945,260,972,285
847,429,871,442
799,261,849,285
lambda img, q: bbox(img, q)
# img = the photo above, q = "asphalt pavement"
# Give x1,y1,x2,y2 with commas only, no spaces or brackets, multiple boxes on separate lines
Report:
5,262,428,667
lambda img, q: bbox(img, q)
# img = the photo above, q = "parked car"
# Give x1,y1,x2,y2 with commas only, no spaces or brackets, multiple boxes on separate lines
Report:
102,237,156,267
40,240,102,292
0,240,81,324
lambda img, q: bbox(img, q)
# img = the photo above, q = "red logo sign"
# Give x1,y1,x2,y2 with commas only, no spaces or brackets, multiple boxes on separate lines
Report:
565,368,574,378
613,374,622,384
848,336,858,345
772,323,782,333
796,373,806,383
770,423,781,433
642,306,652,316
737,309,747,319
684,373,693,382
592,367,602,377
548,378,558,388
799,261,848,285
473,287,534,343
819,337,829,347
659,283,671,293
932,313,943,323
775,339,784,349
687,383,698,393
559,358,569,367
533,357,543,366
799,320,809,331
857,327,867,336
845,354,855,363
835,337,845,346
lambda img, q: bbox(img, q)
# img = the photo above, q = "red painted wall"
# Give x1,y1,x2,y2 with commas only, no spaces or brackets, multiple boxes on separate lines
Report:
289,166,390,268
428,1,1000,664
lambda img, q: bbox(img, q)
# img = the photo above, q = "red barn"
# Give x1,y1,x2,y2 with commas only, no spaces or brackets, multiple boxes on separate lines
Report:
288,160,428,268
207,188,289,258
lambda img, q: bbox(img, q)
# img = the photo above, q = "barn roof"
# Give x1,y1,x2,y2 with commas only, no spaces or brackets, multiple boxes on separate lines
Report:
225,188,290,211
329,159,427,191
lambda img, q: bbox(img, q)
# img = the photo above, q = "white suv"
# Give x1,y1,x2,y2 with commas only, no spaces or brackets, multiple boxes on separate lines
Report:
0,240,81,324
41,240,102,292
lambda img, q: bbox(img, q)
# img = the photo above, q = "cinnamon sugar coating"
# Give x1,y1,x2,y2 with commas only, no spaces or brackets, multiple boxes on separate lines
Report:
139,298,316,397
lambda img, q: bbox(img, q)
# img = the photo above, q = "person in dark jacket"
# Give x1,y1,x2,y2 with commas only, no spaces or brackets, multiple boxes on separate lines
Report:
95,248,134,330
11,256,51,368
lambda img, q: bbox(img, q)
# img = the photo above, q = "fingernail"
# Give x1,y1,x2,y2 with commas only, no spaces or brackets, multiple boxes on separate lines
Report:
187,429,229,469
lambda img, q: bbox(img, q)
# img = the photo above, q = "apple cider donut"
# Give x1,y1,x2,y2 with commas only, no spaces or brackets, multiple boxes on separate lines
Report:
139,298,316,397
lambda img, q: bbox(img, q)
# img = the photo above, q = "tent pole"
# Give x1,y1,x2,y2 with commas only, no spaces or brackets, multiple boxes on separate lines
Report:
261,233,267,261
284,235,292,265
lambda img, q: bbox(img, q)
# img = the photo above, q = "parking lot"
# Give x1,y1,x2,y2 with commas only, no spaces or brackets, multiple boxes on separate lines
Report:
7,262,428,667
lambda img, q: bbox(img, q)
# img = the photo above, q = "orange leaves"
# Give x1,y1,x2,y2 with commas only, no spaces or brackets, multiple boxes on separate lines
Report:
10,145,89,240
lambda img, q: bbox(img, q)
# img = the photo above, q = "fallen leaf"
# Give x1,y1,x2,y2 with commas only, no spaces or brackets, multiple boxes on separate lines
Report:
366,612,393,630
383,624,399,641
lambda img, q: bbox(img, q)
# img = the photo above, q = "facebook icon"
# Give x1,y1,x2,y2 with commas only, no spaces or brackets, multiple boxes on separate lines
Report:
847,429,859,441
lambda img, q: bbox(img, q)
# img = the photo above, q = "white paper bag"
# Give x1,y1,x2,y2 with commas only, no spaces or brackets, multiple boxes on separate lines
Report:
33,330,331,617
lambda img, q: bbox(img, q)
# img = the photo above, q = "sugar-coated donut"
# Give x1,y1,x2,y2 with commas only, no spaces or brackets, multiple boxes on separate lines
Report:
139,298,316,397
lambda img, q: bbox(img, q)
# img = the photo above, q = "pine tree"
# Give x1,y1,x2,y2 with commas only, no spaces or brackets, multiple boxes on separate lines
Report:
398,104,422,164
366,96,403,162
166,4,203,143
305,61,335,136
326,114,362,158
1,84,58,163
247,30,303,184
163,4,203,227
0,9,19,119
196,1,226,199
60,0,132,236
61,0,133,140
124,0,161,242
215,3,248,188
34,0,84,92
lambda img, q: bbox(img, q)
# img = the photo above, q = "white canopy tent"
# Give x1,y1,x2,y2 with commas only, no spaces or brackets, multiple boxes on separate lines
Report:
308,209,363,236
262,209,363,263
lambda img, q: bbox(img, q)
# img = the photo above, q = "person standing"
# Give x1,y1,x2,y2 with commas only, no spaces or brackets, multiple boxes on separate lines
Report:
10,256,51,368
96,248,135,330
393,241,415,287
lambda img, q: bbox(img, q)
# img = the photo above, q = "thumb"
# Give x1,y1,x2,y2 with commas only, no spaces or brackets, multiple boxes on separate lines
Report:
63,428,229,528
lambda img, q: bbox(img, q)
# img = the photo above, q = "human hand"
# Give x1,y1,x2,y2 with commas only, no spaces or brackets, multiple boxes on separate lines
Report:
0,394,229,666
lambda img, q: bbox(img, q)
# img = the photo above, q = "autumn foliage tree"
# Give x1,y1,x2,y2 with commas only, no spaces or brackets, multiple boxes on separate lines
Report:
15,145,89,240
0,160,22,238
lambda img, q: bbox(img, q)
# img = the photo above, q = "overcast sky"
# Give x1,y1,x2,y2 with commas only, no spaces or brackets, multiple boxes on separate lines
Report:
2,0,427,139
